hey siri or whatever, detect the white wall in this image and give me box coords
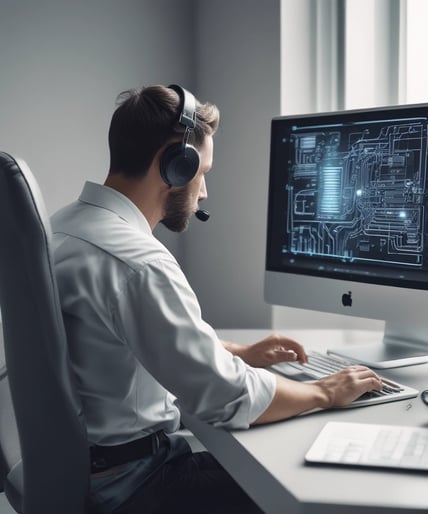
[184,0,281,328]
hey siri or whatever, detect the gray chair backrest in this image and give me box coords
[0,152,90,514]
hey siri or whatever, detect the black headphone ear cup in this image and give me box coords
[160,143,200,187]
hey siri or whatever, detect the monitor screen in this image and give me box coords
[265,103,428,368]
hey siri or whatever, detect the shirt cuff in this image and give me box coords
[244,367,277,426]
[212,365,276,429]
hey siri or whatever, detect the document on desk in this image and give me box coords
[305,421,428,471]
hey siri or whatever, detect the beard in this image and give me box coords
[161,185,194,233]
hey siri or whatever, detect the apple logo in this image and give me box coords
[342,291,352,307]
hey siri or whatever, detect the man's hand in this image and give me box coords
[222,333,308,368]
[315,365,383,408]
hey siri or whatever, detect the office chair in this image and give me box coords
[0,152,91,514]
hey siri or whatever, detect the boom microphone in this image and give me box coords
[195,209,210,222]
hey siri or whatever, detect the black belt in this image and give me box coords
[90,430,169,473]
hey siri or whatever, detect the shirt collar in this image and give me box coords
[79,181,152,234]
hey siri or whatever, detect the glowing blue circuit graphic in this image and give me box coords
[284,119,428,267]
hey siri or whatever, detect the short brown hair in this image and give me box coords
[108,85,219,177]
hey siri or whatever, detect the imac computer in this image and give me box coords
[264,103,428,369]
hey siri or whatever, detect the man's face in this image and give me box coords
[161,136,213,233]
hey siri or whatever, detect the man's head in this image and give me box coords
[108,85,219,180]
[107,84,219,232]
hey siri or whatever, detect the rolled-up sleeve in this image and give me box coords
[112,257,276,430]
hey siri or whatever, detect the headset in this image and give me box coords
[159,84,200,187]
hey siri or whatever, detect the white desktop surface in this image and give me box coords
[181,329,428,514]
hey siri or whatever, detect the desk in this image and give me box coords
[180,329,428,514]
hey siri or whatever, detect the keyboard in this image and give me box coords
[271,351,418,407]
[305,421,428,471]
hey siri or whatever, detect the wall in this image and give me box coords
[0,0,196,259]
[184,0,281,328]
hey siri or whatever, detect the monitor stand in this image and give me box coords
[327,320,428,369]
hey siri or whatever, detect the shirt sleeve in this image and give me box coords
[111,257,276,429]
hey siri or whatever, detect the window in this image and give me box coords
[281,0,426,114]
[405,0,428,104]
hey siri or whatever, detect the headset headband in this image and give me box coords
[168,84,196,131]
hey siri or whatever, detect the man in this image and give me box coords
[51,84,382,514]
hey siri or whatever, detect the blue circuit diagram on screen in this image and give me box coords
[285,119,428,267]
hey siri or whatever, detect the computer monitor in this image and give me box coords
[264,103,428,369]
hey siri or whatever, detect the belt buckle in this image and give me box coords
[91,456,108,473]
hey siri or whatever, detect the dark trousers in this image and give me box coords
[113,451,264,514]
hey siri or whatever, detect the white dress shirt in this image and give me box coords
[51,181,275,446]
